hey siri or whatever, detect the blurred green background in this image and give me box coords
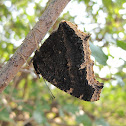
[0,0,126,125]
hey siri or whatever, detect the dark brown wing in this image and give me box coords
[33,21,103,101]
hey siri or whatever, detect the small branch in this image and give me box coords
[0,0,71,92]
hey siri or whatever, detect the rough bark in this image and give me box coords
[0,0,71,92]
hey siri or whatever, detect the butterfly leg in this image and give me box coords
[33,32,39,51]
[17,52,30,67]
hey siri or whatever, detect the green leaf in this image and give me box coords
[0,109,13,122]
[89,42,108,65]
[33,101,49,124]
[59,108,64,117]
[36,101,50,111]
[94,118,109,126]
[76,114,92,126]
[33,110,43,123]
[117,109,125,117]
[33,110,47,124]
[63,104,79,114]
[116,40,126,50]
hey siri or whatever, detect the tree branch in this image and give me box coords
[0,0,71,92]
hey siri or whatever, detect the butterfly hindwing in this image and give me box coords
[33,21,103,101]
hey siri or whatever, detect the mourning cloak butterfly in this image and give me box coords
[33,21,104,101]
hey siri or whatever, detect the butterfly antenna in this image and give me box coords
[43,79,55,100]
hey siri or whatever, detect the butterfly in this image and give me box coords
[33,21,104,101]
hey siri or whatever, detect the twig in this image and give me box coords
[0,0,71,93]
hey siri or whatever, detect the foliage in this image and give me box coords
[0,0,126,125]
